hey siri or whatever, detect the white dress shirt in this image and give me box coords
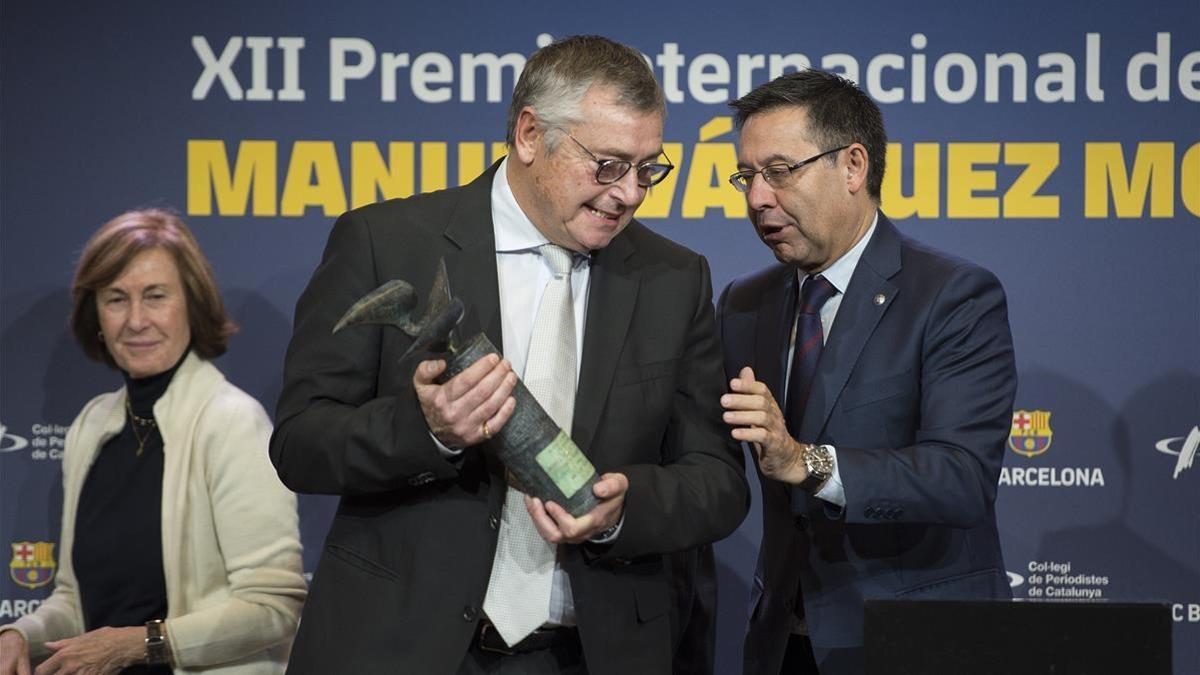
[491,160,591,378]
[782,212,879,508]
[490,158,592,625]
[432,159,629,624]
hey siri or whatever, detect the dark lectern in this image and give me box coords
[864,600,1172,674]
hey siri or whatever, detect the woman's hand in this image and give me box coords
[35,626,145,675]
[0,630,32,675]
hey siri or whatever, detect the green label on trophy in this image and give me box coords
[536,431,595,499]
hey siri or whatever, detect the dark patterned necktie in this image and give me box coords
[783,275,838,434]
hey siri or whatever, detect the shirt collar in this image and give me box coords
[491,156,551,253]
[798,210,879,293]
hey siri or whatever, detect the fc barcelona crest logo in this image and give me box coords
[10,541,56,589]
[1009,410,1053,458]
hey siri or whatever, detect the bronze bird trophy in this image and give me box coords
[332,261,600,517]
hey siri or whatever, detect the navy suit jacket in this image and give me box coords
[718,214,1015,675]
[271,162,747,675]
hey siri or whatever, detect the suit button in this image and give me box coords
[462,606,477,622]
[794,514,810,530]
[409,471,435,487]
[489,515,499,530]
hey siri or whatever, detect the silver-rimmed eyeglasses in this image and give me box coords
[728,145,850,193]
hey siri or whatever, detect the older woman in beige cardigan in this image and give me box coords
[0,210,305,674]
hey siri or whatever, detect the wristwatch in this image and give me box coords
[797,443,835,492]
[144,619,172,666]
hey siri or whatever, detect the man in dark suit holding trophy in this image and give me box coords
[271,35,747,674]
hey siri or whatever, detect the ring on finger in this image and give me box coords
[482,420,491,440]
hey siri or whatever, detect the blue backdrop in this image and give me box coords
[2,1,1197,671]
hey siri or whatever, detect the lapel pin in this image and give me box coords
[873,293,886,305]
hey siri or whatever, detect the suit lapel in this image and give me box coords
[752,266,803,509]
[800,214,903,441]
[442,162,504,353]
[573,231,638,453]
[754,266,798,399]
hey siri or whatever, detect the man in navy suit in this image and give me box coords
[718,70,1016,674]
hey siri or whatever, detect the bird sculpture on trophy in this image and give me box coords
[333,260,600,516]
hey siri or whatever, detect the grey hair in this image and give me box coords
[506,35,665,152]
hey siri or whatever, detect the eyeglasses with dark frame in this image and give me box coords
[562,131,675,188]
[727,145,850,193]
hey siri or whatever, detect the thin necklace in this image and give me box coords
[125,398,157,456]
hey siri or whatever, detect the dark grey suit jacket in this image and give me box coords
[270,162,748,674]
[719,214,1015,675]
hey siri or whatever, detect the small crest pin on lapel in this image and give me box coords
[873,293,886,305]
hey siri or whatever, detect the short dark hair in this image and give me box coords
[730,69,887,201]
[71,208,238,367]
[506,35,665,150]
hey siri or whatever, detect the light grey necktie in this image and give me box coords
[483,243,576,646]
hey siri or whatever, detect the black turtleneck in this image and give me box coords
[74,351,188,674]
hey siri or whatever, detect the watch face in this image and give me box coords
[806,444,834,478]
